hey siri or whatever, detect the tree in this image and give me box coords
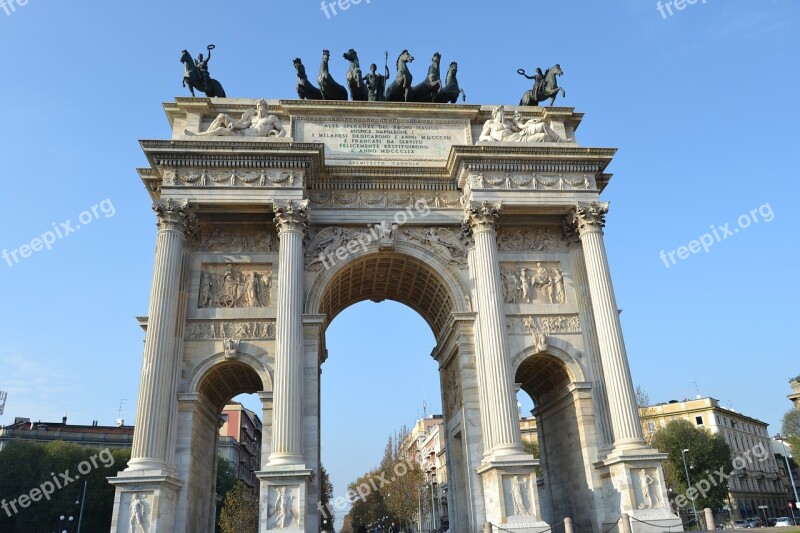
[218,481,258,533]
[781,409,800,454]
[0,440,130,532]
[650,419,733,516]
[320,464,335,529]
[215,458,239,532]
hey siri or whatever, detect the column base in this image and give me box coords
[256,467,314,533]
[595,449,683,533]
[477,458,550,533]
[108,471,183,533]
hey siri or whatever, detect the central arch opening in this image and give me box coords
[314,251,462,532]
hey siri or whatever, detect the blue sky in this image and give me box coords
[0,0,798,525]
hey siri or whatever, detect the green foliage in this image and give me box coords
[782,409,800,454]
[0,440,130,532]
[650,419,733,513]
[218,481,258,533]
[320,464,335,527]
[215,457,239,532]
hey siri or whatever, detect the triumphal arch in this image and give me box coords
[108,96,682,533]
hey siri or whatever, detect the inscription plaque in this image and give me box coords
[293,117,471,167]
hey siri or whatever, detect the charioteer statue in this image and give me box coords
[181,44,226,98]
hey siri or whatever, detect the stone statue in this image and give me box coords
[223,337,240,360]
[479,105,517,142]
[180,45,226,98]
[518,64,566,107]
[638,469,655,509]
[294,58,323,100]
[186,99,286,137]
[272,487,294,528]
[519,268,533,303]
[363,54,389,102]
[531,327,548,354]
[245,273,260,308]
[343,49,368,101]
[199,272,213,308]
[510,112,563,143]
[552,268,565,304]
[318,49,348,101]
[511,476,531,516]
[435,61,466,103]
[129,493,147,533]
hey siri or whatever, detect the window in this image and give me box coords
[695,416,704,426]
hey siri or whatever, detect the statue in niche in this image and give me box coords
[638,469,655,509]
[552,268,565,304]
[129,493,147,532]
[271,487,295,529]
[511,476,531,516]
[186,99,286,138]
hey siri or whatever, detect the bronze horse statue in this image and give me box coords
[434,61,466,103]
[343,49,368,101]
[385,50,415,102]
[518,64,566,106]
[294,58,322,100]
[181,49,226,98]
[318,49,348,101]
[410,52,442,102]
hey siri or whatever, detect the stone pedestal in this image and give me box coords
[477,459,550,533]
[256,468,314,533]
[108,473,183,533]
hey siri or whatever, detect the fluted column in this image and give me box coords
[269,200,308,466]
[565,234,614,448]
[463,202,522,457]
[568,202,645,448]
[129,199,194,472]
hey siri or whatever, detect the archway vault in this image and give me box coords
[307,247,470,339]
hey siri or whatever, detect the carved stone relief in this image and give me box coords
[497,226,568,252]
[308,190,462,209]
[185,320,276,341]
[127,492,149,533]
[164,168,302,189]
[468,173,595,191]
[402,227,467,268]
[500,262,565,304]
[506,315,581,335]
[635,468,664,510]
[269,486,298,529]
[199,263,272,308]
[504,474,535,518]
[192,225,277,253]
[443,362,462,419]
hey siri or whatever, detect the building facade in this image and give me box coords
[640,397,787,519]
[0,415,133,453]
[218,402,263,489]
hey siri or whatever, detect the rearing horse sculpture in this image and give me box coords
[385,50,415,102]
[181,49,226,98]
[318,49,348,101]
[518,64,566,107]
[294,58,322,100]
[435,61,466,103]
[343,49,368,101]
[410,52,442,103]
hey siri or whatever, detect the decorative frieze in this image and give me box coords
[506,314,581,335]
[497,226,568,252]
[184,320,276,341]
[403,227,468,268]
[308,190,462,209]
[162,168,302,188]
[468,173,596,191]
[500,262,566,304]
[192,226,277,253]
[199,263,272,308]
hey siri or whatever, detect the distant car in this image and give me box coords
[734,520,751,529]
[775,517,792,527]
[768,517,778,527]
[746,517,763,528]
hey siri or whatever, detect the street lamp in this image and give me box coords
[682,448,700,530]
[775,434,799,525]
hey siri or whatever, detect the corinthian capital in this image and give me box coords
[463,201,502,235]
[153,199,195,234]
[569,202,609,236]
[274,199,309,234]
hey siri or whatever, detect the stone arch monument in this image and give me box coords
[108,98,682,533]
